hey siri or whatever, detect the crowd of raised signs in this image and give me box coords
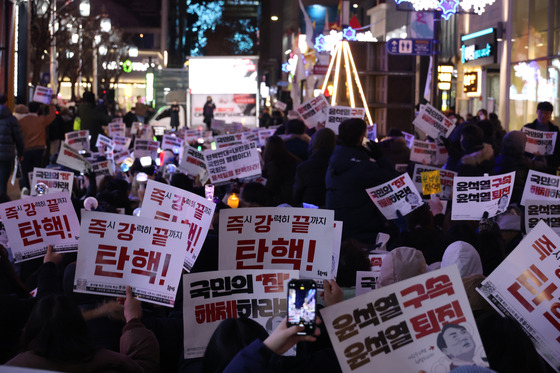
[2,96,560,373]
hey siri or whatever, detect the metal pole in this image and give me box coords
[93,39,98,97]
[431,9,441,107]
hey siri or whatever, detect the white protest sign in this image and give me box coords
[219,207,334,281]
[213,133,244,149]
[243,131,258,143]
[65,130,90,152]
[322,265,488,373]
[521,170,560,206]
[355,251,389,296]
[113,136,132,152]
[525,200,560,235]
[162,134,184,161]
[522,127,558,155]
[295,95,329,128]
[0,192,80,262]
[412,164,457,200]
[95,134,115,150]
[331,221,343,279]
[74,210,188,307]
[477,220,560,371]
[211,118,226,132]
[140,180,215,272]
[275,100,287,111]
[133,139,159,159]
[452,172,515,220]
[204,141,261,184]
[366,173,424,220]
[136,124,154,140]
[436,143,449,165]
[178,146,207,177]
[367,124,377,142]
[413,103,456,139]
[32,86,53,104]
[108,122,126,138]
[326,106,366,135]
[402,131,415,149]
[91,160,114,186]
[258,128,275,147]
[410,139,440,166]
[183,269,298,358]
[56,141,92,173]
[30,167,74,196]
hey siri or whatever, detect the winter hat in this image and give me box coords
[502,130,526,154]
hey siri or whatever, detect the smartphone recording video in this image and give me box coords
[287,279,317,335]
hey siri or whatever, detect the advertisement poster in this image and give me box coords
[74,210,188,307]
[366,173,424,220]
[0,192,80,262]
[322,265,488,373]
[477,220,560,371]
[183,269,298,358]
[140,180,215,272]
[192,94,257,127]
[218,207,334,281]
[451,172,515,220]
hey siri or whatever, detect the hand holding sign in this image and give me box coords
[124,286,142,323]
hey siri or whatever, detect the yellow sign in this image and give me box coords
[421,170,441,195]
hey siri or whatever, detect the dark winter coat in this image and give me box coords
[326,145,397,243]
[293,148,332,207]
[0,105,24,161]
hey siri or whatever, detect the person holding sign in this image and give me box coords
[6,286,159,372]
[524,101,560,172]
[326,118,397,244]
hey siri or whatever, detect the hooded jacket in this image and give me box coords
[0,105,24,161]
[441,241,483,278]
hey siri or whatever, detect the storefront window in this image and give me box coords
[510,59,559,130]
[554,0,560,54]
[511,1,529,62]
[529,0,549,59]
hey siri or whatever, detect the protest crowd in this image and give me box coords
[2,90,560,373]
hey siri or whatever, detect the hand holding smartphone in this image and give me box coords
[287,279,317,335]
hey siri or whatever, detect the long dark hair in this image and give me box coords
[20,295,99,362]
[200,318,269,373]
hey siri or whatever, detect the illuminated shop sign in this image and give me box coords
[460,27,496,65]
[464,69,481,96]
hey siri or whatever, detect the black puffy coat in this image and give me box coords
[0,105,24,161]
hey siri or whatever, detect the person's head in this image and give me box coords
[83,91,95,105]
[201,318,269,373]
[501,130,526,155]
[14,104,29,114]
[170,173,194,192]
[207,96,212,102]
[460,124,484,152]
[441,241,483,278]
[477,109,488,121]
[286,119,306,135]
[28,102,41,114]
[21,295,98,362]
[388,128,404,138]
[436,324,476,363]
[0,94,7,105]
[537,101,553,125]
[240,182,268,207]
[311,128,336,155]
[338,118,367,147]
[263,135,288,162]
[377,247,427,288]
